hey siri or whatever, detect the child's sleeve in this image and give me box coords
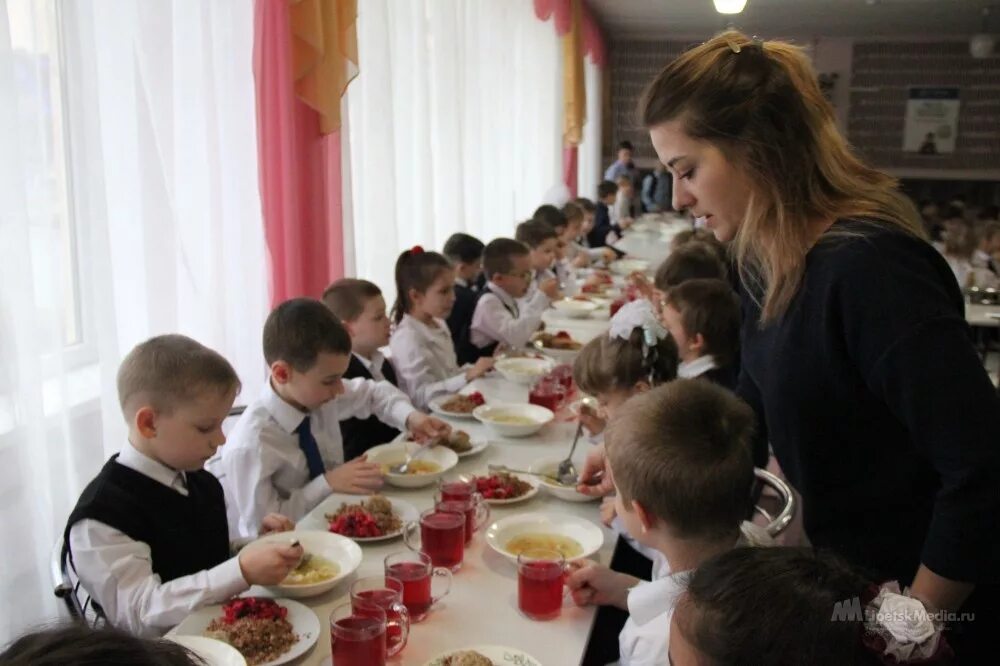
[335,377,416,430]
[475,296,544,349]
[389,327,467,410]
[68,520,248,635]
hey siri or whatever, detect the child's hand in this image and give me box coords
[599,496,617,527]
[465,356,495,381]
[238,542,303,586]
[539,277,561,300]
[259,513,295,535]
[578,405,606,437]
[407,413,452,442]
[572,253,590,269]
[600,248,618,264]
[620,217,634,229]
[324,456,384,494]
[565,560,637,610]
[576,442,614,497]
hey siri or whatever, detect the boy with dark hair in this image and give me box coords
[471,238,559,352]
[210,298,450,537]
[65,335,301,635]
[588,180,628,249]
[322,279,402,459]
[442,232,488,363]
[661,279,741,390]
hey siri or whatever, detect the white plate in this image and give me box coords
[424,645,544,666]
[529,456,600,503]
[494,357,554,385]
[298,494,419,543]
[172,598,319,666]
[460,470,540,506]
[365,440,459,488]
[166,636,246,666]
[249,530,362,598]
[473,403,554,438]
[550,298,598,319]
[485,512,605,562]
[428,393,482,420]
[609,258,651,275]
[393,431,490,459]
[531,335,582,363]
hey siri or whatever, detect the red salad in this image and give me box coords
[220,598,287,625]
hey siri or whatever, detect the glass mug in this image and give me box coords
[517,548,568,621]
[349,575,410,657]
[529,377,567,412]
[439,478,476,502]
[384,550,453,622]
[434,493,490,545]
[403,508,465,571]
[330,602,386,666]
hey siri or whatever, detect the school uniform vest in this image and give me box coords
[63,456,230,582]
[340,355,402,460]
[448,283,487,365]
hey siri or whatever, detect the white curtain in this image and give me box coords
[346,0,562,306]
[0,0,267,641]
[577,58,604,201]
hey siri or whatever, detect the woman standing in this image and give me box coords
[634,31,999,658]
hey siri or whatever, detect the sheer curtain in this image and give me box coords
[0,0,267,641]
[347,0,562,305]
[577,58,603,201]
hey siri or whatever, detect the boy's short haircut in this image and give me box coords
[618,140,634,152]
[322,278,383,323]
[533,205,567,231]
[0,623,203,666]
[604,380,755,541]
[654,242,727,290]
[574,197,596,213]
[442,232,485,264]
[561,202,584,223]
[482,238,530,278]
[263,298,352,371]
[515,219,559,249]
[117,334,240,419]
[665,279,740,367]
[597,180,619,199]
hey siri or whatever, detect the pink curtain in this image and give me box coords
[254,0,345,306]
[563,146,578,199]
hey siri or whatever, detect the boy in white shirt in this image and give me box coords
[209,298,450,538]
[64,335,302,636]
[515,218,562,301]
[470,238,560,353]
[566,380,771,666]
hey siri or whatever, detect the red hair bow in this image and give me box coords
[411,245,424,255]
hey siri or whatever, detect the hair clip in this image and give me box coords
[726,38,741,54]
[751,36,764,49]
[410,245,424,255]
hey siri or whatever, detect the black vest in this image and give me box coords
[63,456,230,583]
[340,355,401,460]
[447,283,490,365]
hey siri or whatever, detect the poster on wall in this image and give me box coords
[903,87,960,155]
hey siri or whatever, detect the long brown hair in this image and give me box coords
[639,31,925,322]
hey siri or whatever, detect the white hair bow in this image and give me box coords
[608,299,667,346]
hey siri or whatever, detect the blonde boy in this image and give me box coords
[209,298,449,538]
[64,335,301,636]
[566,380,771,666]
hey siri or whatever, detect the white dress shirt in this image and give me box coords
[207,377,415,538]
[69,443,248,637]
[354,350,389,382]
[677,355,718,379]
[389,314,468,410]
[617,524,774,665]
[470,282,549,350]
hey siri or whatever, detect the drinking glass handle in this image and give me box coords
[402,521,420,552]
[430,566,453,605]
[386,602,410,657]
[473,492,491,531]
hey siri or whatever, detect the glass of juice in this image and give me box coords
[403,508,465,571]
[517,548,567,621]
[383,550,453,623]
[330,602,386,666]
[349,576,410,657]
[434,495,490,545]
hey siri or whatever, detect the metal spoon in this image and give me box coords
[390,444,433,474]
[556,422,584,486]
[487,463,605,487]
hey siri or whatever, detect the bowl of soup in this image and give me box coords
[485,512,604,562]
[472,403,554,438]
[494,357,555,385]
[364,440,459,488]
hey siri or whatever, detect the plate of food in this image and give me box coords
[493,357,555,385]
[550,298,597,319]
[429,391,486,419]
[609,258,651,276]
[365,440,459,488]
[459,470,539,505]
[485,512,604,563]
[166,635,247,666]
[173,597,319,666]
[529,456,599,503]
[300,494,418,543]
[248,530,362,598]
[531,330,583,362]
[424,645,543,666]
[395,430,489,458]
[473,403,554,438]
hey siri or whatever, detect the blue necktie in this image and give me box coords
[295,416,325,480]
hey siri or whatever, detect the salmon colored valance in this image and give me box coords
[533,0,607,68]
[290,0,359,134]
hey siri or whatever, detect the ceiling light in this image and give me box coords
[713,0,748,14]
[970,8,994,60]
